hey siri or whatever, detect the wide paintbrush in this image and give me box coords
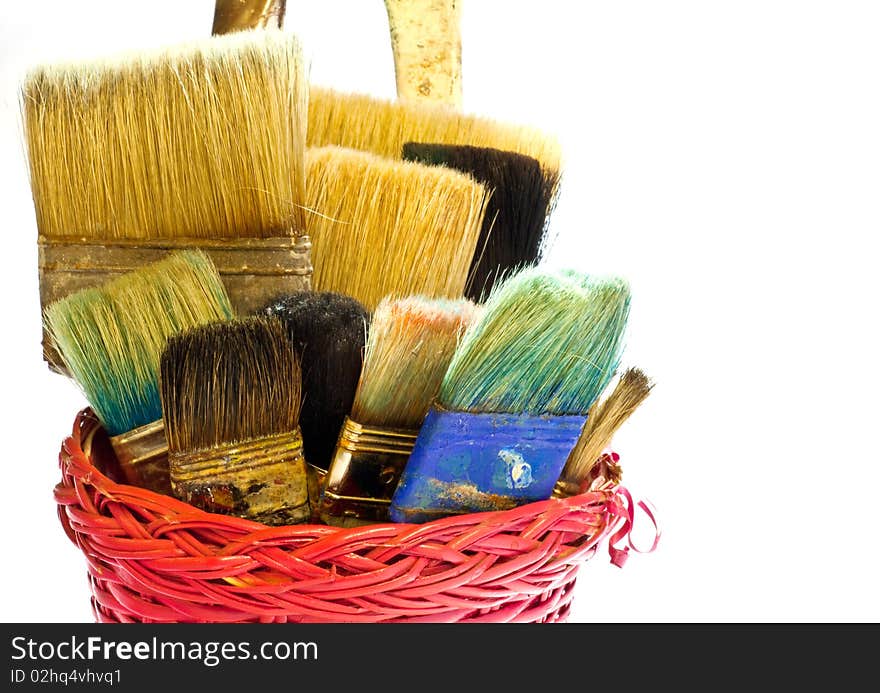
[160,317,309,524]
[43,251,234,493]
[306,146,489,310]
[403,143,559,299]
[307,87,561,194]
[320,296,478,526]
[23,29,310,367]
[261,291,370,506]
[390,268,631,523]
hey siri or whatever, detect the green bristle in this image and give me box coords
[43,251,235,436]
[439,268,630,415]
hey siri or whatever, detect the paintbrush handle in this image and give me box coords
[384,0,462,107]
[212,0,286,34]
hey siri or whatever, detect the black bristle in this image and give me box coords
[160,317,301,453]
[260,292,370,471]
[402,143,559,300]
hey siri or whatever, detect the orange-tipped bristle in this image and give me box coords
[350,296,480,430]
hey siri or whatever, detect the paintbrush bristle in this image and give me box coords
[160,317,301,453]
[308,87,562,187]
[261,292,370,470]
[403,143,560,300]
[44,251,234,436]
[306,146,489,309]
[351,296,479,429]
[439,268,631,415]
[22,29,307,241]
[560,368,653,488]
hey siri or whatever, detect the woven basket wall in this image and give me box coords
[55,409,650,623]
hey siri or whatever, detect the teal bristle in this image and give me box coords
[439,268,631,415]
[43,251,235,436]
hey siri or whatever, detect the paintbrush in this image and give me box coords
[212,0,286,34]
[261,291,370,505]
[389,268,631,523]
[160,317,309,524]
[43,250,235,494]
[307,87,562,193]
[553,368,653,497]
[305,146,489,310]
[403,143,560,300]
[320,296,479,526]
[22,28,310,368]
[383,0,462,107]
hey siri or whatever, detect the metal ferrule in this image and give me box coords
[318,418,418,526]
[108,419,171,495]
[169,428,310,525]
[552,479,581,499]
[38,234,312,370]
[553,454,622,497]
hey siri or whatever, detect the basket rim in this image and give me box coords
[56,407,624,538]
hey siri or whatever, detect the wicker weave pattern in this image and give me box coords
[55,410,635,623]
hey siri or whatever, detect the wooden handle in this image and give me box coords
[384,0,462,107]
[212,0,286,34]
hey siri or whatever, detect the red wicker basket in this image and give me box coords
[54,409,658,623]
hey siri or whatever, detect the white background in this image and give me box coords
[1,0,878,623]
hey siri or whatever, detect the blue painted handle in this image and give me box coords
[389,408,587,523]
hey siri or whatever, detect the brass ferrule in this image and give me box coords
[108,419,171,495]
[319,418,418,526]
[552,479,581,499]
[38,235,312,370]
[170,428,310,525]
[553,454,623,498]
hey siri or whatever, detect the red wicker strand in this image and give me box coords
[55,409,644,623]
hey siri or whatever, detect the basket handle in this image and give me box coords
[211,0,286,34]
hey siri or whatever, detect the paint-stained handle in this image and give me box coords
[384,0,462,107]
[212,0,286,34]
[169,429,310,525]
[389,409,587,523]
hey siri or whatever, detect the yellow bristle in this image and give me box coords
[305,146,490,309]
[307,87,562,184]
[22,29,307,241]
[559,368,654,490]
